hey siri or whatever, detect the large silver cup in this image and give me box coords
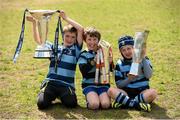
[129,30,149,76]
[28,10,58,58]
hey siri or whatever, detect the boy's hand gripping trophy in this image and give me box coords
[129,30,149,76]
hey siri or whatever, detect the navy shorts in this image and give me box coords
[83,86,109,96]
[122,86,149,98]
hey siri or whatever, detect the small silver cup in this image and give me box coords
[95,40,112,84]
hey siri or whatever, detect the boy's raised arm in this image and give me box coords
[26,16,42,45]
[59,10,84,46]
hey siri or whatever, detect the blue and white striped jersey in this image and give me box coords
[115,57,153,89]
[78,50,110,89]
[44,41,82,89]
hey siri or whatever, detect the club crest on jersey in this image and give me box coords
[64,49,73,55]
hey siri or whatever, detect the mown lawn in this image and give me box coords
[0,0,179,119]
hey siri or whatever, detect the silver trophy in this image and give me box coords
[129,30,149,76]
[95,40,112,84]
[28,10,59,58]
[13,9,62,63]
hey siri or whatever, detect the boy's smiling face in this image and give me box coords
[120,45,133,59]
[63,31,77,47]
[85,35,99,51]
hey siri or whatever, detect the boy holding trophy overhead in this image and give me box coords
[78,27,114,110]
[27,10,83,109]
[107,33,157,112]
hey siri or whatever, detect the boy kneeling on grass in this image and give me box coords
[108,35,157,112]
[27,10,84,109]
[78,27,113,110]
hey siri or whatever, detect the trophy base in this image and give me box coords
[34,45,52,58]
[129,63,139,76]
[34,50,52,58]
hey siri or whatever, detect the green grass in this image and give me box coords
[0,0,180,119]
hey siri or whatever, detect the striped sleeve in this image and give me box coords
[141,57,153,79]
[115,60,131,88]
[78,51,94,78]
[78,52,88,64]
[75,43,83,59]
[115,64,124,82]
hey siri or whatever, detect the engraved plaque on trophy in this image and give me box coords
[129,30,149,76]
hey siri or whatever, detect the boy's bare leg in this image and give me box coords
[141,88,157,103]
[107,87,128,99]
[99,92,111,109]
[86,92,100,109]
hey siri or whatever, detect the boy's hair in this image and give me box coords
[84,27,101,41]
[118,35,134,49]
[63,24,77,34]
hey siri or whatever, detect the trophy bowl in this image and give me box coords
[13,9,61,63]
[28,10,59,58]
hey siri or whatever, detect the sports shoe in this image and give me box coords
[112,101,122,108]
[138,103,151,112]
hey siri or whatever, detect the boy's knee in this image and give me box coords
[37,97,50,109]
[101,101,110,109]
[37,92,51,109]
[61,95,77,108]
[149,89,157,99]
[107,87,115,96]
[88,101,100,110]
[144,89,157,103]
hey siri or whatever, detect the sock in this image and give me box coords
[134,94,145,103]
[115,92,138,108]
